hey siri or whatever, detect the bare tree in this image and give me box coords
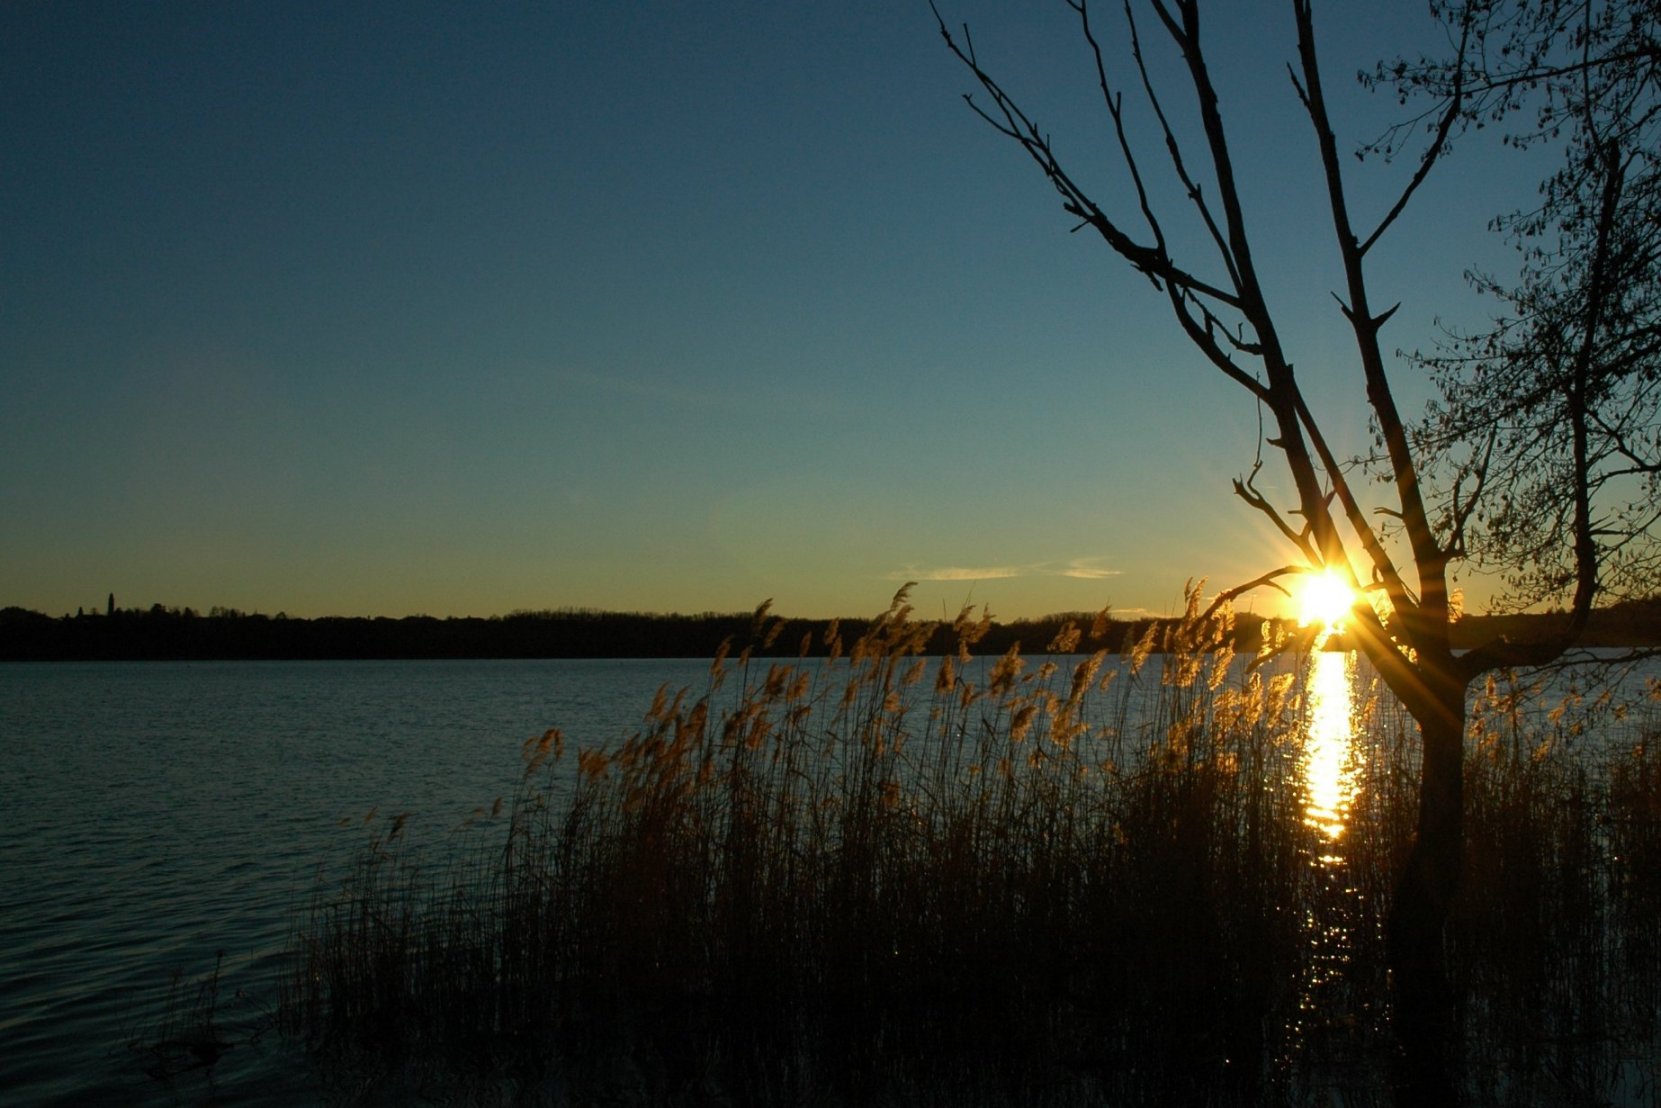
[1377,0,1661,630]
[932,0,1657,1101]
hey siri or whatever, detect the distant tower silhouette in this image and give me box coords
[107,592,115,617]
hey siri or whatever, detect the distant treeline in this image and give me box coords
[1444,599,1661,650]
[1,598,1655,662]
[0,602,1259,662]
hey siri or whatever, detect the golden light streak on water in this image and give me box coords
[1302,650,1359,861]
[1282,649,1370,1074]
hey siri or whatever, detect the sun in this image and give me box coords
[1297,568,1359,632]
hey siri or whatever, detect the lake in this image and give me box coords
[0,652,1648,1105]
[0,658,729,1106]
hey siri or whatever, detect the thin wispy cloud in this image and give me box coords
[1059,557,1122,580]
[885,559,1123,583]
[886,564,1026,582]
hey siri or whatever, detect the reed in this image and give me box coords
[282,588,1661,1106]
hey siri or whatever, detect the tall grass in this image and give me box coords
[282,588,1661,1106]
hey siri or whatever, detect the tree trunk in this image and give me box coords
[1387,678,1466,1106]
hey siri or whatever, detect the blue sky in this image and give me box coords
[3,2,1546,620]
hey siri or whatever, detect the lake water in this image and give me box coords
[0,658,726,1106]
[0,653,1648,1105]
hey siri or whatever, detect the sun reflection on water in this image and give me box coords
[1281,649,1372,1079]
[1302,650,1359,857]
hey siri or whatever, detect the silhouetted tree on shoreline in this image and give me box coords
[932,0,1659,1100]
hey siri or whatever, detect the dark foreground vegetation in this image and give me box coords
[3,596,1658,661]
[279,593,1661,1106]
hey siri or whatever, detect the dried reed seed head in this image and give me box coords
[1048,619,1082,653]
[1069,651,1106,704]
[577,748,611,780]
[675,700,710,745]
[1010,704,1038,744]
[1267,672,1296,725]
[989,642,1025,695]
[1207,645,1234,690]
[762,617,785,649]
[1182,577,1206,619]
[950,601,983,640]
[1050,712,1084,751]
[1166,652,1202,689]
[1128,623,1158,676]
[521,727,566,772]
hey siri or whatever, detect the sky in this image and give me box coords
[2,2,1553,622]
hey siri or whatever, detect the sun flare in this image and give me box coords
[1297,569,1359,632]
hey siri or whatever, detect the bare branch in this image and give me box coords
[1293,0,1449,639]
[933,4,1244,308]
[1199,563,1299,624]
[1357,18,1471,257]
[1111,0,1242,288]
[1232,460,1316,561]
[1168,287,1273,399]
